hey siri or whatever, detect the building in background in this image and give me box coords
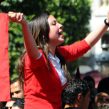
[80,0,109,77]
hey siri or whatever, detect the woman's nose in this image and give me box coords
[59,23,63,30]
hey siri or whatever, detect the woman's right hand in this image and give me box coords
[8,12,26,24]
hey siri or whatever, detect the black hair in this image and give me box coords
[11,77,20,84]
[13,98,24,108]
[97,77,109,95]
[62,79,89,105]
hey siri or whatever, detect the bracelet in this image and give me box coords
[104,19,109,27]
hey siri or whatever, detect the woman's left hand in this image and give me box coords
[8,12,26,24]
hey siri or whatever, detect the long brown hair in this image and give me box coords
[17,12,71,83]
[18,13,50,83]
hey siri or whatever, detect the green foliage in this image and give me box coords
[0,0,91,78]
[46,0,91,44]
[9,22,24,79]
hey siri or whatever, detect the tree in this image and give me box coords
[0,0,91,78]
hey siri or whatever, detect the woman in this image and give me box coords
[8,11,109,109]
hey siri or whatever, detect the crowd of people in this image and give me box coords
[1,71,109,109]
[62,69,109,109]
[1,9,109,109]
[0,78,24,109]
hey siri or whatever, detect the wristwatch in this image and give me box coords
[104,19,109,27]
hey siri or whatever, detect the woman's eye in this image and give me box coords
[52,21,56,25]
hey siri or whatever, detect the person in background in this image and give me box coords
[96,77,109,109]
[83,76,96,109]
[12,98,24,109]
[62,79,90,109]
[95,92,109,109]
[11,78,24,99]
[97,77,109,95]
[5,98,24,109]
[8,10,109,109]
[5,98,16,109]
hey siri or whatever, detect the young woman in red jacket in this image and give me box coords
[8,11,109,109]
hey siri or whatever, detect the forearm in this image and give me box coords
[84,22,108,47]
[8,11,40,58]
[21,21,40,58]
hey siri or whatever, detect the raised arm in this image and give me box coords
[84,11,109,47]
[8,12,40,58]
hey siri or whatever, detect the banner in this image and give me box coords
[0,13,10,101]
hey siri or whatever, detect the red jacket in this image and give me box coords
[24,40,90,109]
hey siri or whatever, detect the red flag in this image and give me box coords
[0,13,10,101]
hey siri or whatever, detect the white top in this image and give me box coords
[48,53,67,86]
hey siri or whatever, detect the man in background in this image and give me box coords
[11,78,24,98]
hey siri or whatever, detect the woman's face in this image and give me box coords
[48,15,64,46]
